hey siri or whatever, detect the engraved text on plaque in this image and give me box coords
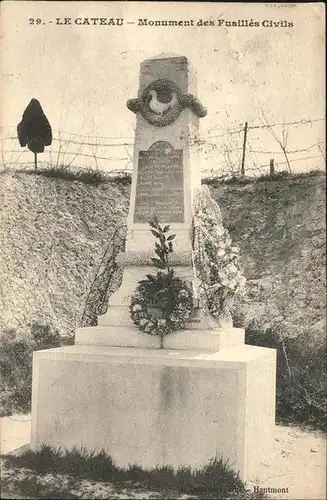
[134,141,184,223]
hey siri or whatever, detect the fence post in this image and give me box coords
[270,158,275,175]
[241,121,248,177]
[318,145,326,163]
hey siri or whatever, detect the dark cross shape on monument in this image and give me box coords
[17,98,52,170]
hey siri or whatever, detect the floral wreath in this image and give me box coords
[129,218,193,338]
[193,186,246,320]
[130,277,193,336]
[126,78,207,127]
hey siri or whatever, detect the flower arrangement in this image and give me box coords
[193,186,246,321]
[130,217,193,344]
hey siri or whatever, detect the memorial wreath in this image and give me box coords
[193,186,246,320]
[126,78,207,127]
[130,218,193,337]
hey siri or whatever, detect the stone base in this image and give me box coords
[31,344,276,480]
[75,325,245,351]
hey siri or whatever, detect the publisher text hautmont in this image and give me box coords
[254,486,289,494]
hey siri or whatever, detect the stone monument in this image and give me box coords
[31,54,276,480]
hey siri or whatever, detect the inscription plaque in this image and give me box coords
[134,141,184,223]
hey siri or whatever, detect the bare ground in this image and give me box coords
[1,414,326,500]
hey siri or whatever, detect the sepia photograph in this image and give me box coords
[0,1,325,499]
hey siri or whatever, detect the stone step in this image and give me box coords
[75,325,245,351]
[98,305,233,330]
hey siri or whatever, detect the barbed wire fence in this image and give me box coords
[0,116,325,179]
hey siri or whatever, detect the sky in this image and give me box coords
[1,1,325,175]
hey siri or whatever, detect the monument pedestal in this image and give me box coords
[31,342,276,480]
[31,53,276,482]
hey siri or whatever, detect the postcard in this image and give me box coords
[0,2,325,499]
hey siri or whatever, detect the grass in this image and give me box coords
[202,168,325,187]
[0,165,132,186]
[1,445,266,499]
[245,326,327,431]
[0,323,74,417]
[3,164,323,189]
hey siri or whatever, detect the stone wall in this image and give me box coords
[212,172,326,344]
[0,171,127,338]
[0,170,325,343]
